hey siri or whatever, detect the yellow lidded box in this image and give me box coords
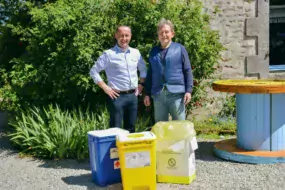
[116,132,156,190]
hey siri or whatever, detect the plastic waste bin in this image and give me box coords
[151,120,198,184]
[116,131,157,190]
[87,128,129,187]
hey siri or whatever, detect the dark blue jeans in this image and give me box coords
[107,93,138,132]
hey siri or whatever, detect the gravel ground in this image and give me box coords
[1,130,285,190]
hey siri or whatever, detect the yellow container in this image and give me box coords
[116,132,157,190]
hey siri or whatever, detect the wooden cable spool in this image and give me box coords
[212,80,285,93]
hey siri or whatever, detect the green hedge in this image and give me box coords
[0,0,223,113]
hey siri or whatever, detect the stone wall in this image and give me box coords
[191,0,271,119]
[202,0,270,79]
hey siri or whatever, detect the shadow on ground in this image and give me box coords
[196,140,254,165]
[61,173,100,190]
[0,131,19,159]
[37,158,91,170]
[0,114,16,153]
[61,174,122,190]
[0,128,16,151]
[195,141,226,162]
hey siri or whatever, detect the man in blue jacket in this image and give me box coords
[144,18,193,122]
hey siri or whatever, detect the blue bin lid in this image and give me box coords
[88,127,129,138]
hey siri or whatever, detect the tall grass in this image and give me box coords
[135,116,153,132]
[9,105,109,160]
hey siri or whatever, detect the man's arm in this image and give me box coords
[181,46,193,105]
[144,63,152,96]
[89,53,119,99]
[181,46,193,93]
[143,61,152,106]
[89,53,108,83]
[138,54,147,81]
[137,54,147,94]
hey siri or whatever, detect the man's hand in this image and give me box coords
[144,95,151,106]
[135,84,144,96]
[184,92,191,105]
[103,85,120,99]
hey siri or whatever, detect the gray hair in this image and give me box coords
[157,18,175,33]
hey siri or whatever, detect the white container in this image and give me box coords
[151,120,198,184]
[156,137,198,184]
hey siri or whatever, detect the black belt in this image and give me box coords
[118,89,135,94]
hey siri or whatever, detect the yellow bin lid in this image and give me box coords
[116,131,156,143]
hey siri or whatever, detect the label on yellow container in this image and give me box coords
[157,150,195,176]
[125,151,151,168]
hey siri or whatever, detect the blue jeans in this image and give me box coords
[152,89,185,122]
[107,93,137,132]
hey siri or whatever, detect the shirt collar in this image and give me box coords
[115,44,130,53]
[161,41,172,49]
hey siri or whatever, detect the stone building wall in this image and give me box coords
[191,0,271,119]
[202,0,270,79]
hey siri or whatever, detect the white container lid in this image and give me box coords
[116,131,156,142]
[88,127,129,137]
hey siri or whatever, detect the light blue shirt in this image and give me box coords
[90,45,147,91]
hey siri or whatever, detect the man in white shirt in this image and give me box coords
[90,26,147,132]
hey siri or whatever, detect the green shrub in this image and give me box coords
[1,0,223,114]
[218,94,236,118]
[8,104,109,159]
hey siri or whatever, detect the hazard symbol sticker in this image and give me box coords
[114,160,120,169]
[168,158,176,167]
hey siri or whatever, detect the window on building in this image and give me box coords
[270,1,285,71]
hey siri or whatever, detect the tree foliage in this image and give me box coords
[0,0,223,113]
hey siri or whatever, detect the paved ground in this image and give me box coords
[1,129,285,190]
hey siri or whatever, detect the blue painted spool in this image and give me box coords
[236,93,285,151]
[213,139,285,164]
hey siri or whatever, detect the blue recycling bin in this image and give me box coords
[87,128,129,187]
